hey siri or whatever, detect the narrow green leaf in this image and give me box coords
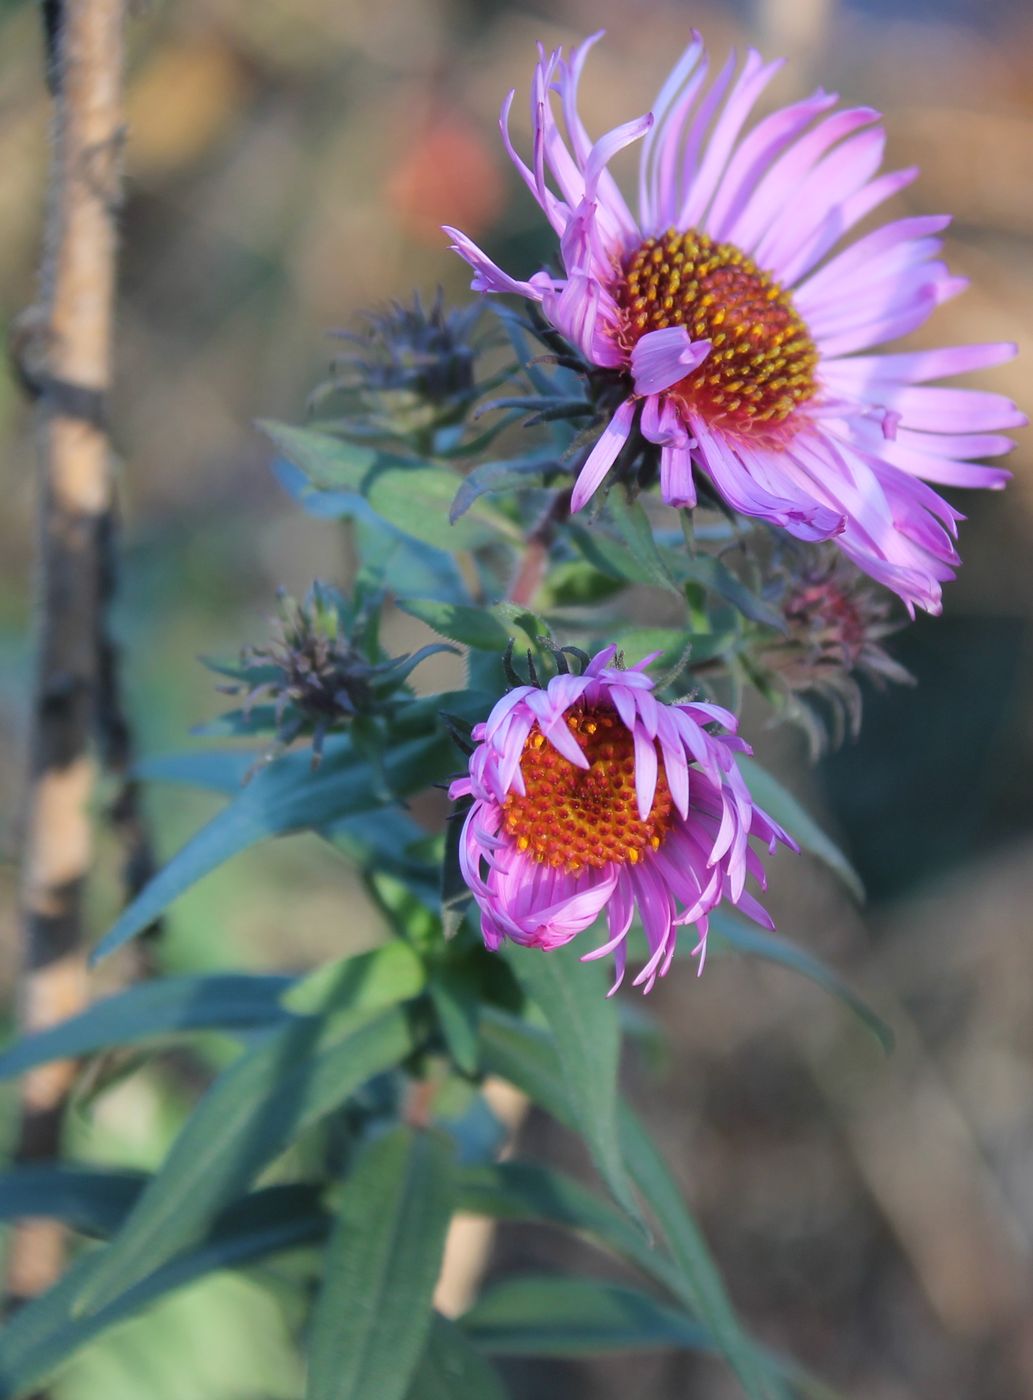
[488,601,549,648]
[619,1100,788,1400]
[495,307,561,398]
[261,423,518,550]
[0,975,292,1080]
[449,456,551,524]
[405,1316,508,1400]
[367,464,521,550]
[397,599,510,652]
[281,941,426,1018]
[566,520,656,587]
[709,910,892,1052]
[348,507,468,603]
[503,944,640,1229]
[615,624,739,672]
[478,1010,782,1400]
[74,1006,414,1317]
[0,1188,328,1400]
[682,554,786,630]
[606,494,682,596]
[271,454,368,521]
[307,1127,456,1400]
[402,689,499,733]
[428,969,480,1076]
[0,1166,148,1238]
[462,1276,713,1356]
[92,729,453,964]
[737,755,864,902]
[136,749,255,795]
[260,421,378,487]
[382,642,460,687]
[190,704,280,739]
[328,808,437,887]
[456,1161,681,1298]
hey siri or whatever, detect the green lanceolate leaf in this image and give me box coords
[397,598,511,652]
[91,728,453,964]
[428,967,480,1076]
[0,974,293,1080]
[462,1276,713,1357]
[566,520,658,587]
[737,755,864,902]
[488,602,549,652]
[405,1315,508,1400]
[260,422,518,550]
[606,493,682,596]
[618,1099,790,1400]
[449,455,552,524]
[478,1009,783,1400]
[456,1161,681,1299]
[709,910,893,1053]
[502,943,640,1230]
[0,1189,328,1400]
[281,941,426,1018]
[260,422,379,488]
[138,749,258,793]
[612,626,739,677]
[0,1166,149,1239]
[306,1127,456,1400]
[364,462,521,549]
[73,1005,414,1318]
[191,704,281,739]
[682,553,787,631]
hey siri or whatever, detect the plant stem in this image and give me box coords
[507,489,570,607]
[7,0,126,1310]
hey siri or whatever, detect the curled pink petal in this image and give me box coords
[631,326,712,395]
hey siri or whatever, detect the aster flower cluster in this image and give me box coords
[447,30,1023,616]
[430,27,1023,984]
[246,27,1020,999]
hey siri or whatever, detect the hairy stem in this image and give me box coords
[507,488,571,607]
[7,0,126,1311]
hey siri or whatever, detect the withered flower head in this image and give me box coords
[758,546,913,754]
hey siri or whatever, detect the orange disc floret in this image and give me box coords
[616,228,818,434]
[502,704,674,872]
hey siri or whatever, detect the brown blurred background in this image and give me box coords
[1,0,1031,1396]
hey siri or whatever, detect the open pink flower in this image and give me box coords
[445,33,1023,615]
[449,647,795,994]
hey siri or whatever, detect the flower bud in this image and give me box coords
[219,584,416,766]
[313,292,488,448]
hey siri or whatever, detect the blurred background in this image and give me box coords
[0,0,1030,1395]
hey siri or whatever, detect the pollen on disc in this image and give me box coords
[502,705,675,872]
[616,227,818,435]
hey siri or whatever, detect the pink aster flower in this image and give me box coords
[448,647,795,994]
[444,33,1024,615]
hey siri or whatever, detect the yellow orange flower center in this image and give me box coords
[616,228,818,434]
[502,704,674,872]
